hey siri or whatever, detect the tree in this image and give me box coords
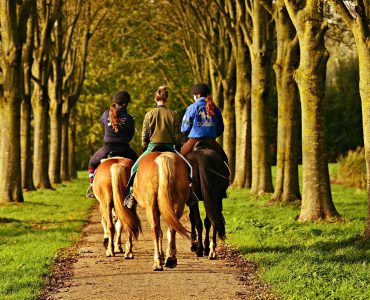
[32,0,62,189]
[329,0,370,237]
[215,0,252,188]
[0,0,34,203]
[246,0,275,196]
[21,0,36,191]
[284,0,340,221]
[259,0,301,203]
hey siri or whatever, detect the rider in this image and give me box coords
[181,83,228,163]
[86,90,138,198]
[124,86,182,208]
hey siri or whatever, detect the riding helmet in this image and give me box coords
[112,90,131,104]
[191,83,210,96]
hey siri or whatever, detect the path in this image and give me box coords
[44,204,276,300]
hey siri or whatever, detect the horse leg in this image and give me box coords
[204,216,211,256]
[189,209,197,252]
[159,228,165,265]
[165,227,177,268]
[189,202,203,257]
[101,203,115,257]
[147,207,163,271]
[114,218,124,254]
[124,234,134,259]
[100,205,109,249]
[209,226,217,260]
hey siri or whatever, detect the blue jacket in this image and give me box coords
[101,107,135,144]
[181,97,224,138]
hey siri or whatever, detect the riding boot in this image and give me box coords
[124,187,137,209]
[86,168,96,198]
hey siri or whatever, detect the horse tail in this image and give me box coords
[155,154,190,239]
[198,151,226,240]
[111,163,141,240]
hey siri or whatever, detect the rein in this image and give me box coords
[205,167,230,181]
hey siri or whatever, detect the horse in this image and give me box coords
[186,145,230,259]
[93,157,141,258]
[132,151,190,271]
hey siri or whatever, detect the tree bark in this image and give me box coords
[21,6,36,191]
[250,0,274,195]
[285,0,339,221]
[69,109,78,179]
[32,86,52,189]
[221,55,236,181]
[61,110,71,181]
[270,0,301,203]
[48,10,63,184]
[0,0,32,203]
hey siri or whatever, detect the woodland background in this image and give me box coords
[0,0,369,238]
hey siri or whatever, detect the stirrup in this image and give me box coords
[86,185,95,198]
[124,194,136,209]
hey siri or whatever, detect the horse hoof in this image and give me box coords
[103,238,109,249]
[196,250,203,257]
[153,264,163,271]
[190,244,197,252]
[204,249,210,256]
[114,245,124,253]
[165,257,177,269]
[209,255,217,260]
[105,251,114,257]
[124,252,134,259]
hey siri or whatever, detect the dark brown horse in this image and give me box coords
[186,147,230,259]
[93,157,141,258]
[132,152,190,271]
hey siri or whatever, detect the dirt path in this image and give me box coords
[44,204,276,300]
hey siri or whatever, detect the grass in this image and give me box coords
[0,166,369,299]
[222,165,370,299]
[0,173,95,300]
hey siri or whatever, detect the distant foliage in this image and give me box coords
[336,147,367,189]
[325,56,363,161]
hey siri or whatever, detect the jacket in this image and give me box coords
[101,107,135,144]
[181,97,224,138]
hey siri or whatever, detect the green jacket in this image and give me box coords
[141,105,181,149]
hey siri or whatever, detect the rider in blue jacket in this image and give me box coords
[181,83,228,163]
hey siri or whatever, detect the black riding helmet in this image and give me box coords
[191,83,210,96]
[112,90,131,105]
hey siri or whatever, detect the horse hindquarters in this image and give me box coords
[110,163,142,258]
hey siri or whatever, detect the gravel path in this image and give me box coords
[43,204,276,300]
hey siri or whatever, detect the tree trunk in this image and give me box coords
[222,56,236,180]
[288,0,339,221]
[49,101,63,184]
[0,1,28,203]
[233,44,252,188]
[32,86,52,189]
[69,109,78,179]
[61,110,71,181]
[21,8,36,191]
[21,98,35,191]
[355,32,370,238]
[270,0,301,203]
[250,1,274,195]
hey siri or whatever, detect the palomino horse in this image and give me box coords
[133,151,190,271]
[186,146,230,259]
[93,157,141,258]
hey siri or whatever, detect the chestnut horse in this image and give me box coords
[93,157,141,258]
[186,147,230,259]
[132,151,190,271]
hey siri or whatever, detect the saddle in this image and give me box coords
[193,140,213,151]
[150,144,173,152]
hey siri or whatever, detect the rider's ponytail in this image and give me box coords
[205,96,216,117]
[109,103,120,132]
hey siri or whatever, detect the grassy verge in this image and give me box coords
[223,166,370,299]
[0,173,94,300]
